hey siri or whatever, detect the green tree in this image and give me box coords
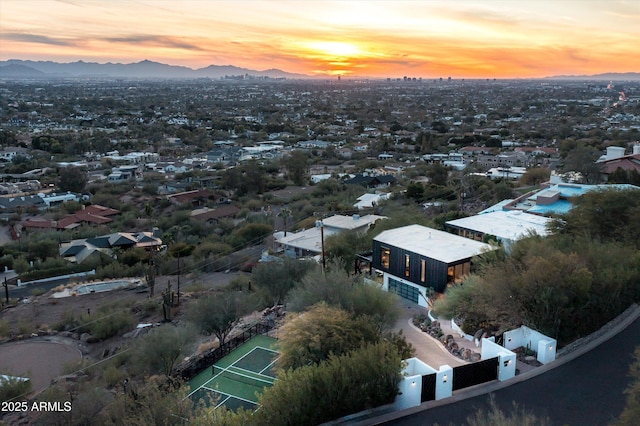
[255,341,402,426]
[12,256,29,274]
[58,166,88,193]
[284,150,308,185]
[252,258,314,306]
[287,265,401,332]
[133,324,196,376]
[427,162,449,186]
[561,145,603,184]
[324,230,370,274]
[550,188,640,248]
[613,346,640,426]
[406,182,425,201]
[188,291,249,346]
[519,167,551,186]
[276,303,379,371]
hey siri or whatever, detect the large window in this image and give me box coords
[381,247,390,269]
[404,254,410,277]
[448,261,471,283]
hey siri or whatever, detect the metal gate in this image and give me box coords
[420,373,436,402]
[452,357,499,391]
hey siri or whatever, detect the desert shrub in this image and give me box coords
[0,254,13,270]
[0,319,10,338]
[56,303,135,340]
[102,364,126,388]
[29,287,46,297]
[83,309,135,341]
[53,309,76,332]
[0,375,32,402]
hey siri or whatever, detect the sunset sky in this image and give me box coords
[1,0,638,78]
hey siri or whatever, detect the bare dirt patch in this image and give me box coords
[0,340,82,390]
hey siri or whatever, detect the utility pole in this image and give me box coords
[3,277,8,303]
[176,257,181,306]
[316,220,326,273]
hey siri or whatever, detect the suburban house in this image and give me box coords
[344,173,396,189]
[59,231,163,263]
[107,165,139,182]
[445,210,552,251]
[0,195,45,212]
[486,166,527,180]
[22,204,121,231]
[371,225,495,306]
[597,145,640,181]
[166,189,216,206]
[190,205,240,224]
[40,192,81,208]
[353,192,392,209]
[274,214,386,259]
[206,146,243,165]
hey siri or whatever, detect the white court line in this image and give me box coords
[259,358,279,376]
[228,364,276,382]
[202,386,260,406]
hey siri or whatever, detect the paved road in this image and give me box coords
[381,315,640,426]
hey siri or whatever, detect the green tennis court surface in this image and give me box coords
[187,334,278,411]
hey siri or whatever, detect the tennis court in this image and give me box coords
[187,334,279,411]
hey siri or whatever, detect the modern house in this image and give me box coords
[371,225,495,306]
[445,210,552,251]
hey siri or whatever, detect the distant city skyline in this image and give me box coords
[1,0,638,79]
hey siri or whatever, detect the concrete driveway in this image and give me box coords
[393,298,466,368]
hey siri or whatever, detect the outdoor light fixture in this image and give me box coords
[443,374,448,383]
[411,381,416,386]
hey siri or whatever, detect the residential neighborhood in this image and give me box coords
[0,75,639,425]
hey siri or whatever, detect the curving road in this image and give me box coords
[379,313,640,426]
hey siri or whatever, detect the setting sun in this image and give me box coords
[0,0,638,78]
[307,41,362,58]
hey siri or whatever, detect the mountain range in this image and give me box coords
[0,59,638,81]
[0,59,311,80]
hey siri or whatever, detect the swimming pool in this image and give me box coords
[52,279,140,298]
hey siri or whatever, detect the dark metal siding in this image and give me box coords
[372,240,449,292]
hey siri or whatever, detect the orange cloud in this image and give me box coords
[1,1,638,78]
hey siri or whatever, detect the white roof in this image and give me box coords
[354,193,391,209]
[374,225,495,264]
[321,214,386,231]
[275,227,339,253]
[446,210,551,241]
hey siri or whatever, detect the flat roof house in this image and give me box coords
[275,214,386,259]
[371,225,495,306]
[445,210,551,251]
